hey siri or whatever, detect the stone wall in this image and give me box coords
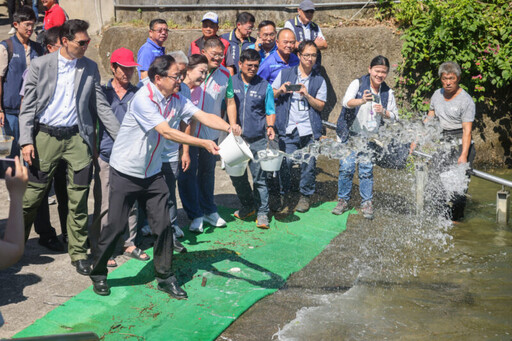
[113,0,373,26]
[98,25,511,167]
[60,0,115,34]
[98,26,403,123]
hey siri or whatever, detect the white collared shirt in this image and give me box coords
[342,79,398,134]
[38,52,78,127]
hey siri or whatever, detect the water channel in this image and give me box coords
[275,169,512,340]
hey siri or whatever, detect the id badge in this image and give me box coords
[367,119,378,130]
[298,99,309,111]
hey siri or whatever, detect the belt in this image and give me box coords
[38,124,79,139]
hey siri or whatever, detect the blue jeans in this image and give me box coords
[177,143,217,219]
[4,113,19,158]
[162,161,179,226]
[280,129,316,196]
[229,137,269,215]
[337,150,373,202]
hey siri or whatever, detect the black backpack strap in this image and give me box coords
[1,38,14,63]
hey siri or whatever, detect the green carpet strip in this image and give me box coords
[15,203,350,340]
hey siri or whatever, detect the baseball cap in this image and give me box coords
[202,12,219,24]
[299,0,315,11]
[110,47,140,67]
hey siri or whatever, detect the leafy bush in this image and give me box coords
[379,0,511,116]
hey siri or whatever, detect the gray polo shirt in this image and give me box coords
[430,88,475,131]
[110,82,198,179]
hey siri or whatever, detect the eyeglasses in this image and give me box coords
[301,53,318,59]
[205,51,224,59]
[19,22,35,29]
[73,39,91,47]
[303,10,315,14]
[151,28,169,34]
[260,33,276,38]
[164,74,184,82]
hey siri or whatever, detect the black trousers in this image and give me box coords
[90,167,174,283]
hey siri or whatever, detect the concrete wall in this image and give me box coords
[98,26,402,124]
[98,25,512,167]
[60,0,115,34]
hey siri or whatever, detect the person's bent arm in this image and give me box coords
[154,121,220,155]
[458,121,472,164]
[180,120,196,172]
[0,157,28,270]
[225,96,241,134]
[314,36,328,50]
[266,114,276,140]
[424,110,436,124]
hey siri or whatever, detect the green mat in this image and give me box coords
[15,202,350,340]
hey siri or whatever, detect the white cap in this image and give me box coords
[202,12,219,24]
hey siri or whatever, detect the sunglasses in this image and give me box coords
[73,39,91,47]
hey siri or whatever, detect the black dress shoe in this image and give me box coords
[92,280,110,296]
[71,259,91,276]
[39,236,66,252]
[173,235,187,254]
[157,278,188,299]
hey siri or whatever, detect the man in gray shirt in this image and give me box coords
[425,61,476,221]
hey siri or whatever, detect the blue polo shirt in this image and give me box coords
[137,38,165,79]
[245,43,277,64]
[257,50,299,85]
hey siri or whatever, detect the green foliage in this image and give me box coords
[380,0,512,116]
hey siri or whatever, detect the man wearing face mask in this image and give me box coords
[222,12,256,75]
[19,20,120,276]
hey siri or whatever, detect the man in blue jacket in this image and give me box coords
[230,49,276,229]
[0,6,43,158]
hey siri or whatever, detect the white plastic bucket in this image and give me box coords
[257,149,284,172]
[225,160,248,177]
[0,135,13,157]
[219,132,253,166]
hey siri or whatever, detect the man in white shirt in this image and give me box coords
[90,55,234,298]
[19,20,120,276]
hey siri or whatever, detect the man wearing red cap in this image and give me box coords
[91,48,145,267]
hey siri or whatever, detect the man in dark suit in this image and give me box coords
[19,19,120,275]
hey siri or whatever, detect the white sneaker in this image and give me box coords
[203,212,227,227]
[189,217,204,233]
[141,225,152,236]
[8,27,16,35]
[173,224,184,238]
[48,195,57,205]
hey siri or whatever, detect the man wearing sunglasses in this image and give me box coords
[19,19,120,277]
[284,0,328,65]
[137,18,168,81]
